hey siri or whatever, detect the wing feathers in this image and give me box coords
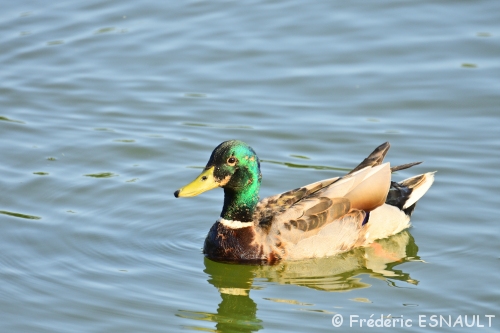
[348,142,390,175]
[261,177,339,208]
[344,163,391,211]
[288,197,351,232]
[247,142,434,261]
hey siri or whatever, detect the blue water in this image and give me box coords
[1,1,499,332]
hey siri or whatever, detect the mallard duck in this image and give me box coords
[174,140,435,263]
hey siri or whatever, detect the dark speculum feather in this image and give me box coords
[362,211,370,225]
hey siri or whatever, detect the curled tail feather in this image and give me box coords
[386,172,436,216]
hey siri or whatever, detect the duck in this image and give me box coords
[174,140,435,264]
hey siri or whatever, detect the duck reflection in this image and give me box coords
[180,231,421,332]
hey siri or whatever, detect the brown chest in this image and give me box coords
[203,221,266,262]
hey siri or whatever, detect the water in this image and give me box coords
[1,1,499,332]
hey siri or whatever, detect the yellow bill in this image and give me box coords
[174,167,219,198]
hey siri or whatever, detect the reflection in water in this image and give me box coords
[260,158,350,171]
[177,261,263,332]
[178,231,421,332]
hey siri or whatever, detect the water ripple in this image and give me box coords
[0,210,41,220]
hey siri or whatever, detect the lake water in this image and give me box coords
[1,1,499,332]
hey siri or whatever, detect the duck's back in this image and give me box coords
[252,164,392,260]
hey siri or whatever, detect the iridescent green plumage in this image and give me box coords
[206,140,262,222]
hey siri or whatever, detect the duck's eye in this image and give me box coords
[227,157,237,166]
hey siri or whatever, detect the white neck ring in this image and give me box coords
[218,217,253,229]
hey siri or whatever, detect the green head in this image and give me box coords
[174,140,262,222]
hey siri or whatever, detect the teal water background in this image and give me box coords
[1,1,499,332]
